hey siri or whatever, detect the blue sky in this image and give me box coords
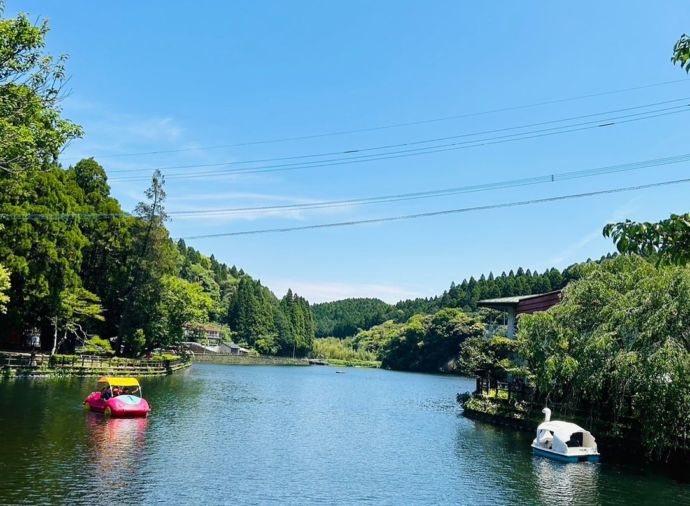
[9,1,690,303]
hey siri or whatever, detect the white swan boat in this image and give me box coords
[531,408,600,463]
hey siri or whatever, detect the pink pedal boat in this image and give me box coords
[84,376,151,418]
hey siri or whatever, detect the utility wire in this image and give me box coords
[5,154,689,222]
[168,153,690,217]
[107,97,690,175]
[111,106,690,182]
[77,78,688,160]
[182,177,690,239]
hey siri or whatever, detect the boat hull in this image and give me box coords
[532,446,599,463]
[84,392,150,418]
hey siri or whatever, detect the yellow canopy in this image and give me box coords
[97,376,140,387]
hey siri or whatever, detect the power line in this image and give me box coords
[5,154,689,222]
[107,97,690,175]
[168,153,690,217]
[111,106,690,182]
[182,177,690,239]
[75,78,688,160]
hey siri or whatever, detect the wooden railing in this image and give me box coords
[472,375,636,430]
[0,352,190,377]
[474,376,532,402]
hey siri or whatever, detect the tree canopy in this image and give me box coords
[348,308,485,373]
[672,33,690,72]
[312,298,399,338]
[517,255,690,459]
[604,214,690,266]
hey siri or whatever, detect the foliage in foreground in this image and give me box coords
[672,33,690,72]
[604,213,690,266]
[517,255,690,460]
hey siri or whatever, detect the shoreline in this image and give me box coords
[1,351,191,379]
[459,394,690,472]
[191,354,381,368]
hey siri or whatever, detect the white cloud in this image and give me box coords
[167,191,319,204]
[171,208,310,223]
[59,95,189,167]
[268,279,425,304]
[549,229,602,265]
[549,199,639,266]
[165,191,355,223]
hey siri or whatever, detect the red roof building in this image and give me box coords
[477,290,563,338]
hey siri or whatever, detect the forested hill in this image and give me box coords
[312,298,399,338]
[394,266,580,319]
[314,265,596,338]
[176,241,314,356]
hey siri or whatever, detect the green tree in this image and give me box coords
[279,290,315,356]
[123,328,146,357]
[156,276,214,346]
[517,255,690,459]
[227,276,277,351]
[0,263,9,313]
[118,170,177,350]
[0,7,87,349]
[312,298,396,338]
[49,287,104,355]
[68,158,135,339]
[457,335,518,378]
[379,308,484,372]
[0,6,82,175]
[604,214,690,265]
[672,33,690,72]
[0,169,90,349]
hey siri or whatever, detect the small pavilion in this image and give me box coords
[477,290,562,338]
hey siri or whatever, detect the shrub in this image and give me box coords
[76,336,114,356]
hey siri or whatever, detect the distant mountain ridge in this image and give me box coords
[312,260,616,338]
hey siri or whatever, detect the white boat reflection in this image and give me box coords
[531,453,601,505]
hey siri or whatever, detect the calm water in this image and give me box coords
[1,364,689,505]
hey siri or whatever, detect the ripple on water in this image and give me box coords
[0,367,689,505]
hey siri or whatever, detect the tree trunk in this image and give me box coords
[51,321,58,356]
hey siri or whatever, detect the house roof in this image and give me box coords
[479,295,535,305]
[478,290,562,314]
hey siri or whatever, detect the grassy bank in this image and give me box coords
[191,354,310,366]
[326,358,381,368]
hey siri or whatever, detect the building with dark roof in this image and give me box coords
[478,290,562,338]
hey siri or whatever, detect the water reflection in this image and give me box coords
[84,414,149,496]
[2,367,690,505]
[531,456,601,506]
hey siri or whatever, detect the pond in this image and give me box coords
[0,364,689,505]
